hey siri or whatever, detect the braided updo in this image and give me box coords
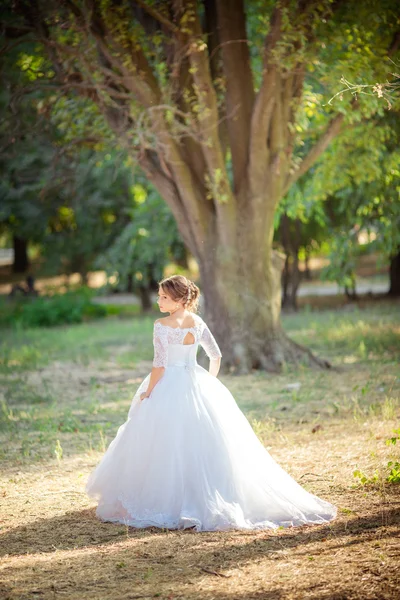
[159,275,200,313]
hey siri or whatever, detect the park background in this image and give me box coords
[1,1,399,599]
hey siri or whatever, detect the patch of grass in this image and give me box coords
[102,303,143,317]
[381,396,399,420]
[284,303,400,364]
[0,302,399,471]
[0,314,157,373]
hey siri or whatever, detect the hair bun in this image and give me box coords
[159,275,200,313]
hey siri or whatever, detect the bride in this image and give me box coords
[85,274,337,531]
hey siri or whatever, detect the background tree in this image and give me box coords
[0,40,56,273]
[0,35,185,300]
[272,96,400,308]
[2,0,399,371]
[40,147,136,284]
[277,214,325,311]
[307,112,400,297]
[96,175,186,311]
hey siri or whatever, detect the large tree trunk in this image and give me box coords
[388,249,400,297]
[12,235,29,273]
[196,198,329,373]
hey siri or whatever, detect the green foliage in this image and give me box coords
[317,117,400,285]
[0,32,59,242]
[0,31,186,288]
[386,461,400,484]
[40,148,135,279]
[353,427,400,486]
[0,289,106,328]
[278,110,400,289]
[320,227,359,290]
[96,175,185,293]
[386,428,400,446]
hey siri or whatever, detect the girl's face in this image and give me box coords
[157,286,182,313]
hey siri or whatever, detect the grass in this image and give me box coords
[0,314,155,372]
[0,301,399,599]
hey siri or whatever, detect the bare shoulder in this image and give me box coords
[154,317,169,325]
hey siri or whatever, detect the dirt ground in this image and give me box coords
[1,355,400,600]
[0,371,400,600]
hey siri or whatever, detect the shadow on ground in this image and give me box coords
[2,495,400,599]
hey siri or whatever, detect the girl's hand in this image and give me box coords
[140,391,150,401]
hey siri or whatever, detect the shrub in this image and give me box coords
[0,289,107,328]
[353,428,400,486]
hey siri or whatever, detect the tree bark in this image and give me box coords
[12,235,29,273]
[388,249,400,297]
[196,197,329,373]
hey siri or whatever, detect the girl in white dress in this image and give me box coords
[85,275,337,531]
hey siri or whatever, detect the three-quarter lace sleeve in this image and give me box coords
[152,323,168,368]
[200,322,222,360]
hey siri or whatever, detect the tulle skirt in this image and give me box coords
[85,364,337,531]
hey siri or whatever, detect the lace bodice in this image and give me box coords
[152,316,222,368]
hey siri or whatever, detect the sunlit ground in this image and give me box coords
[1,301,399,599]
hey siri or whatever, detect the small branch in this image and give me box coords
[299,473,335,480]
[200,566,231,578]
[326,75,398,110]
[133,0,181,37]
[284,110,345,193]
[55,136,102,153]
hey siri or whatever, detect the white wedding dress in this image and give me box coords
[85,315,337,531]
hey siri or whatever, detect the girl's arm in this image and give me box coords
[140,322,168,400]
[209,357,221,377]
[200,322,222,377]
[141,367,165,400]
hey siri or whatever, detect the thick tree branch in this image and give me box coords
[183,2,236,243]
[269,75,284,155]
[283,110,345,193]
[203,0,229,158]
[215,0,254,192]
[247,2,288,195]
[67,0,162,108]
[138,150,195,253]
[168,54,211,192]
[280,66,306,167]
[159,138,214,259]
[92,36,161,108]
[203,0,220,81]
